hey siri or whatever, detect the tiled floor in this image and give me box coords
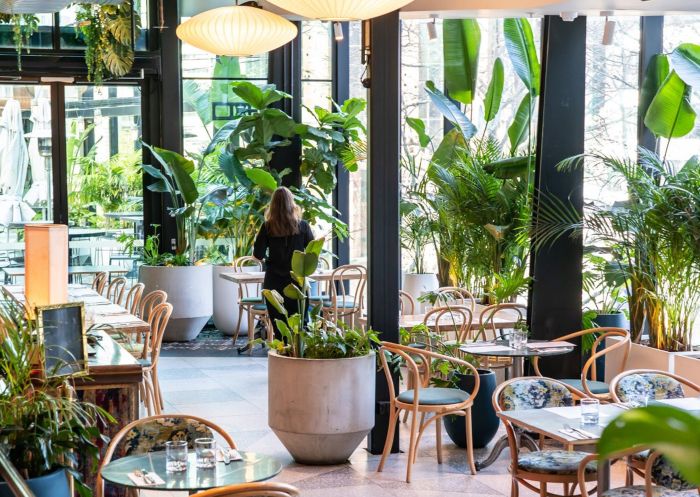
[152,353,625,497]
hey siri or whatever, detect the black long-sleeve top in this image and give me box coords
[253,220,315,291]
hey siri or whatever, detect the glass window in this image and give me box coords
[301,21,334,124]
[0,13,53,50]
[60,2,146,50]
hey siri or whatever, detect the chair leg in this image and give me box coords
[465,407,477,475]
[436,415,443,464]
[406,408,420,483]
[540,483,547,497]
[152,368,164,411]
[377,407,399,473]
[248,310,255,356]
[625,465,633,486]
[511,478,519,497]
[232,304,244,344]
[563,482,570,496]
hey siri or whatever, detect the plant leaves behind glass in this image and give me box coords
[644,70,697,139]
[483,57,505,123]
[425,81,477,139]
[443,18,481,105]
[670,43,700,89]
[483,155,532,180]
[406,117,432,148]
[639,54,670,123]
[230,81,289,110]
[245,167,278,192]
[432,128,468,167]
[598,405,700,485]
[503,18,540,96]
[508,93,533,155]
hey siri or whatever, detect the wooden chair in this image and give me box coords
[91,271,108,294]
[377,341,480,482]
[231,256,266,346]
[191,483,300,497]
[423,305,473,343]
[139,302,173,416]
[533,327,631,401]
[322,264,367,328]
[474,303,527,379]
[96,414,236,497]
[105,276,127,306]
[435,286,477,313]
[399,290,415,315]
[123,282,145,316]
[493,377,598,497]
[610,369,700,487]
[127,289,168,352]
[308,256,332,305]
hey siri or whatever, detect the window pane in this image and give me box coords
[302,21,332,80]
[0,13,53,50]
[301,81,333,125]
[60,4,145,50]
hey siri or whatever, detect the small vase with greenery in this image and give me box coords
[0,300,113,497]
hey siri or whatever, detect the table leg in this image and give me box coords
[598,459,611,493]
[512,357,524,377]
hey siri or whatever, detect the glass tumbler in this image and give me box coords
[580,398,600,425]
[195,438,217,469]
[165,440,188,473]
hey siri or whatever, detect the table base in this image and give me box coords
[475,429,539,470]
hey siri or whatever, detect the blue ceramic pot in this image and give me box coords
[443,369,499,449]
[0,468,70,497]
[591,312,628,380]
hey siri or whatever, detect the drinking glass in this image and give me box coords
[580,398,600,425]
[165,441,188,473]
[195,438,217,469]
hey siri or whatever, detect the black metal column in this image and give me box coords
[268,23,302,188]
[528,16,586,378]
[333,22,350,267]
[50,82,68,225]
[367,11,401,455]
[638,16,664,153]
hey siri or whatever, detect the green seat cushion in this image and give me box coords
[322,296,358,309]
[517,450,597,475]
[561,379,610,395]
[252,303,268,311]
[240,296,263,304]
[138,358,152,367]
[397,388,468,406]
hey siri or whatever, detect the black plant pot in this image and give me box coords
[443,369,499,449]
[591,313,628,380]
[0,468,70,497]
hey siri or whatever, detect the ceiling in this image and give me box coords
[180,0,700,19]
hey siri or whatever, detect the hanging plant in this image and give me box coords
[0,13,40,71]
[76,0,140,83]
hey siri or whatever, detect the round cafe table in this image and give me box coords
[100,451,282,495]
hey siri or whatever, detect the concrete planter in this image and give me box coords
[402,273,439,313]
[213,265,259,336]
[139,264,213,342]
[268,351,376,464]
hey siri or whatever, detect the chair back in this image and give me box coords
[423,305,473,343]
[191,483,300,497]
[105,276,127,306]
[139,290,168,322]
[234,256,263,299]
[610,369,700,403]
[124,283,145,315]
[142,302,172,363]
[477,303,527,342]
[435,287,476,313]
[493,376,576,413]
[96,414,237,497]
[399,290,415,316]
[91,271,108,294]
[327,264,367,326]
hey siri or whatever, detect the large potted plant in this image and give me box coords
[261,238,378,465]
[140,144,229,341]
[0,301,112,497]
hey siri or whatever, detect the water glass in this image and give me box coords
[509,329,528,349]
[195,438,217,469]
[165,441,188,473]
[580,398,600,425]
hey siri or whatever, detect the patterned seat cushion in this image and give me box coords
[500,378,574,411]
[562,378,610,395]
[601,486,698,497]
[652,456,696,491]
[615,373,685,403]
[119,417,214,457]
[397,387,468,406]
[517,450,597,475]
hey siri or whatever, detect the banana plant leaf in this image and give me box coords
[143,143,198,205]
[218,150,250,187]
[639,54,670,124]
[443,18,481,105]
[425,81,477,139]
[644,70,697,139]
[508,93,533,155]
[483,155,533,179]
[503,18,540,96]
[432,128,467,167]
[484,58,504,122]
[406,117,431,148]
[670,43,700,89]
[245,168,278,192]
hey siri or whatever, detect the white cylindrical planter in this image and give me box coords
[268,352,376,464]
[139,265,213,342]
[402,273,439,312]
[212,265,259,337]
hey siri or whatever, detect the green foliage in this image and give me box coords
[425,81,477,139]
[582,251,627,316]
[598,405,700,485]
[443,19,481,105]
[0,13,39,70]
[503,18,541,96]
[0,299,114,496]
[483,58,504,123]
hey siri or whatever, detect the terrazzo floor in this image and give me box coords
[146,352,627,497]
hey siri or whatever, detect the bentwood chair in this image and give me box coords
[378,342,480,482]
[493,377,598,497]
[322,264,367,328]
[475,303,527,379]
[231,256,267,346]
[533,328,631,401]
[105,276,127,306]
[611,369,700,488]
[139,302,173,415]
[435,287,477,313]
[123,282,145,316]
[399,290,416,315]
[91,271,108,294]
[126,289,168,354]
[96,414,237,497]
[423,305,474,343]
[192,483,300,497]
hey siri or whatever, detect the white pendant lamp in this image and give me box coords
[265,0,415,21]
[176,1,298,57]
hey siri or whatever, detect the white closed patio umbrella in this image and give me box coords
[23,97,51,206]
[0,98,35,225]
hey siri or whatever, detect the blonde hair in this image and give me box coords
[265,187,301,237]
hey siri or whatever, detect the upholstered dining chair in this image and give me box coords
[105,276,127,306]
[231,256,267,347]
[123,282,145,316]
[191,483,300,497]
[96,414,237,497]
[322,264,367,329]
[91,271,108,294]
[610,369,700,488]
[435,286,477,313]
[493,377,598,497]
[399,290,416,316]
[378,341,481,482]
[532,327,631,402]
[474,303,528,379]
[139,302,173,415]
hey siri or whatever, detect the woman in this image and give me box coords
[253,187,314,339]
